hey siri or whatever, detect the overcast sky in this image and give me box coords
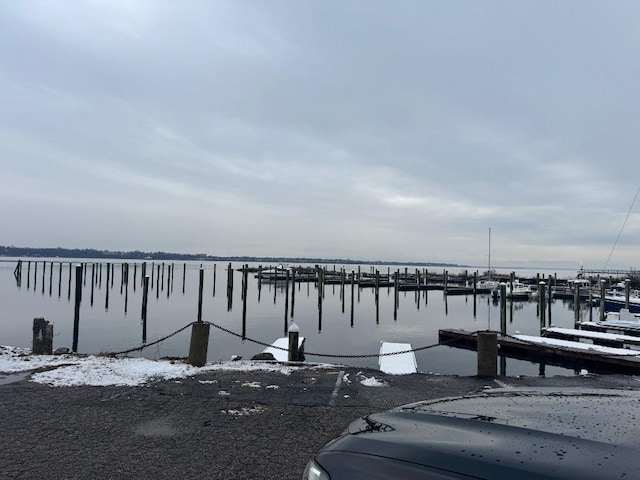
[1,1,639,269]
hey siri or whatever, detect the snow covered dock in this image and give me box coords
[439,329,640,374]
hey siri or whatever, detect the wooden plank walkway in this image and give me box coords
[542,327,640,349]
[439,328,640,374]
[378,342,417,375]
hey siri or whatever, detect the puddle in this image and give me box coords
[0,372,31,385]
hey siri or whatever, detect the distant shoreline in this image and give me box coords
[0,245,463,268]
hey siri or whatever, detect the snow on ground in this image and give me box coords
[0,345,330,387]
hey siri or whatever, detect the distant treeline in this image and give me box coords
[0,245,462,268]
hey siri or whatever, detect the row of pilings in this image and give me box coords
[12,259,637,355]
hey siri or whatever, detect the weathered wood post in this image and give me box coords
[242,265,248,338]
[500,283,507,335]
[105,262,111,310]
[213,263,217,297]
[477,331,498,377]
[32,317,53,355]
[197,267,204,323]
[90,263,95,306]
[599,279,606,321]
[141,275,149,343]
[72,265,82,353]
[58,262,62,297]
[539,281,546,330]
[48,261,53,296]
[291,268,296,318]
[188,267,210,367]
[156,264,160,299]
[573,281,580,326]
[350,271,355,325]
[288,322,300,361]
[625,279,631,309]
[133,263,137,291]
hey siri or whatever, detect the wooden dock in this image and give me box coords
[542,327,640,349]
[439,329,640,374]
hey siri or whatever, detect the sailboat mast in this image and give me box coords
[488,227,491,274]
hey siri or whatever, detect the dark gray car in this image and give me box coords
[303,388,640,479]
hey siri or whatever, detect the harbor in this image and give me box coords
[4,258,640,377]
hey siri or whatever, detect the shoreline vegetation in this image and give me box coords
[0,245,463,268]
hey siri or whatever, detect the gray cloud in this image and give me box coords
[1,1,639,269]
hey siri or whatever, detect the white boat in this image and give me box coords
[491,280,533,300]
[592,282,640,313]
[256,264,291,280]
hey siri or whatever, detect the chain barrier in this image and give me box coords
[105,319,535,359]
[106,322,196,356]
[202,321,478,359]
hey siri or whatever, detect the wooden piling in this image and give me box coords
[499,283,507,335]
[288,323,300,361]
[72,265,82,352]
[48,261,53,296]
[599,279,606,321]
[141,275,149,343]
[187,321,210,367]
[67,262,72,299]
[32,317,53,355]
[197,267,204,322]
[477,331,498,377]
[291,268,296,318]
[105,263,111,310]
[539,282,546,330]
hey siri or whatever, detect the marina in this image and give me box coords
[3,258,640,377]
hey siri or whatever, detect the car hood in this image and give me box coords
[321,388,640,479]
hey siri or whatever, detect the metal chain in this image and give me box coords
[106,318,537,360]
[204,321,464,359]
[107,322,196,356]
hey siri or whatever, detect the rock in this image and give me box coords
[53,347,70,355]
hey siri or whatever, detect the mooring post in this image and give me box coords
[32,317,53,355]
[477,331,498,377]
[539,281,546,330]
[197,267,204,322]
[573,281,580,326]
[625,279,631,309]
[142,275,149,343]
[72,264,82,353]
[599,279,606,321]
[288,322,300,361]
[499,283,507,335]
[187,267,210,366]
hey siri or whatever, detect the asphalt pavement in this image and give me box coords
[2,364,640,480]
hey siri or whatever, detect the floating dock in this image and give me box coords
[542,327,640,349]
[379,342,417,374]
[439,329,640,374]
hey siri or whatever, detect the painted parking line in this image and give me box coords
[329,370,345,406]
[493,379,512,388]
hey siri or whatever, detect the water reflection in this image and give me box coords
[2,259,596,376]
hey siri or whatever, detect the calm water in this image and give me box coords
[1,258,592,376]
